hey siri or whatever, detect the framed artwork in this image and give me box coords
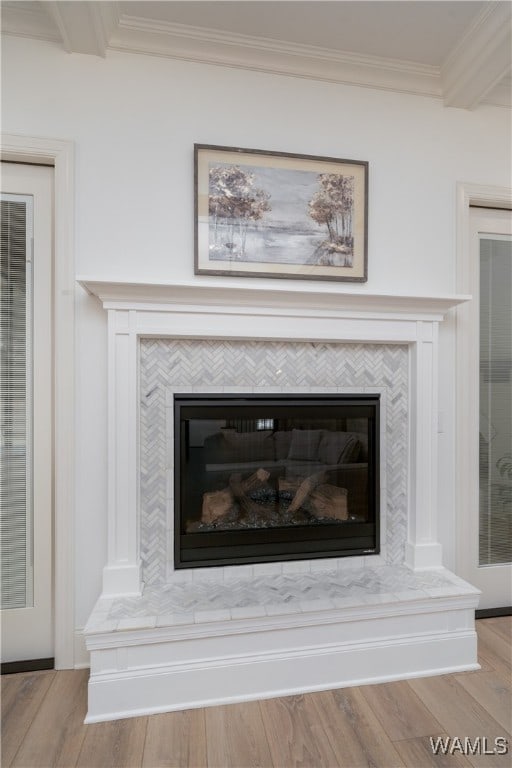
[194,144,368,282]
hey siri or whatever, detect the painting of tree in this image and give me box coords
[195,145,367,281]
[209,165,271,259]
[308,174,355,266]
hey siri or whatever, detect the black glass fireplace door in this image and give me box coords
[174,395,379,568]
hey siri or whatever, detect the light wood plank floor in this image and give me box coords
[2,618,510,768]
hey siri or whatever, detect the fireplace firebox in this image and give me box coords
[174,394,380,568]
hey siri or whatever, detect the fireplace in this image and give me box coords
[175,394,380,567]
[81,280,478,724]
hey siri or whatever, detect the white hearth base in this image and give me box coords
[84,565,479,723]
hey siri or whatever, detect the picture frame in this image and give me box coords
[194,144,368,282]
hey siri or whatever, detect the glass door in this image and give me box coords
[1,162,54,668]
[458,207,512,611]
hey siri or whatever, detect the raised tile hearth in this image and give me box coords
[80,280,478,722]
[85,564,478,722]
[92,565,476,626]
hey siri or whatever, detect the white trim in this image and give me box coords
[102,309,142,597]
[1,133,75,669]
[110,15,443,101]
[0,2,61,43]
[482,76,512,109]
[74,628,90,670]
[441,2,512,109]
[78,278,470,319]
[455,182,512,606]
[405,321,443,570]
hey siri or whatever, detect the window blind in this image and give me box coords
[479,234,512,566]
[1,196,33,609]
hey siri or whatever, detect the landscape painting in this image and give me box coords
[195,145,368,282]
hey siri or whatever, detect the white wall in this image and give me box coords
[2,37,510,638]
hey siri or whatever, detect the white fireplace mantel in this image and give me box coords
[79,278,469,319]
[81,279,482,723]
[79,278,470,596]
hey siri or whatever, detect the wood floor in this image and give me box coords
[2,617,510,768]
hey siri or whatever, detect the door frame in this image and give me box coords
[455,182,512,606]
[1,134,75,668]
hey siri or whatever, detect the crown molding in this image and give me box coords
[1,1,60,43]
[482,76,512,108]
[442,1,512,109]
[110,15,442,100]
[2,2,509,108]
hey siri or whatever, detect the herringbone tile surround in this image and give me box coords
[139,339,408,586]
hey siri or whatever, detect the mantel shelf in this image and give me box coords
[78,277,471,319]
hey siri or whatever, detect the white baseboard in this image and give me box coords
[74,629,90,669]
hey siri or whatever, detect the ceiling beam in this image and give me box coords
[44,1,120,57]
[441,1,512,109]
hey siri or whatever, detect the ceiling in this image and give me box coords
[2,1,511,109]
